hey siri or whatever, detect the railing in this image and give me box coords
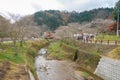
[85,39,120,45]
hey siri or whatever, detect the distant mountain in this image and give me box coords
[34,8,114,30]
[0,10,22,23]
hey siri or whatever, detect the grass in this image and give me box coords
[0,42,32,79]
[97,34,120,41]
[82,72,89,77]
[46,39,116,80]
[105,47,120,60]
[47,41,68,60]
[0,53,24,63]
[78,67,103,80]
[27,39,49,79]
[47,39,117,60]
[0,42,30,64]
[0,39,48,80]
[78,42,117,55]
[47,39,117,75]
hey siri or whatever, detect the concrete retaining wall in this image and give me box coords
[94,57,120,80]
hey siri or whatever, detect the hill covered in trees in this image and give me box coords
[34,8,113,30]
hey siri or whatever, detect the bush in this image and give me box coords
[27,47,37,58]
[31,40,48,50]
[76,50,101,72]
[31,41,43,50]
[62,43,78,53]
[27,40,48,58]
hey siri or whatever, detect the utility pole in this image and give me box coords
[117,1,120,36]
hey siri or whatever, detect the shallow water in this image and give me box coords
[29,70,35,80]
[35,55,84,80]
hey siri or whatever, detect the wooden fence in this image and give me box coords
[86,39,120,45]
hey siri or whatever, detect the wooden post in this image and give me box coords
[100,40,103,44]
[91,40,92,43]
[107,40,109,45]
[95,40,97,44]
[115,40,117,45]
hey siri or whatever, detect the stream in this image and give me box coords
[35,48,84,80]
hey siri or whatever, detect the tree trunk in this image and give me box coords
[73,49,78,61]
[0,38,3,42]
[0,38,3,49]
[20,40,23,47]
[13,40,17,56]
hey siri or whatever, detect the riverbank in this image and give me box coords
[46,39,117,80]
[35,49,84,80]
[0,41,31,80]
[0,61,29,80]
[0,38,117,80]
[0,39,49,80]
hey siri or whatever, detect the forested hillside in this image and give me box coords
[34,8,113,30]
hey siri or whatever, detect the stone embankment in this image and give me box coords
[95,57,120,80]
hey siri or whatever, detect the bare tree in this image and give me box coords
[14,15,41,47]
[0,16,10,42]
[8,23,19,56]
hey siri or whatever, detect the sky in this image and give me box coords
[0,0,119,15]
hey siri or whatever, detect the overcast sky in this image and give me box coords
[0,0,119,15]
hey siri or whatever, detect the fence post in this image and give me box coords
[100,40,103,44]
[107,40,109,45]
[86,39,88,43]
[99,40,100,44]
[115,40,117,45]
[95,40,97,44]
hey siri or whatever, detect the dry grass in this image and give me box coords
[105,47,120,60]
[4,61,29,80]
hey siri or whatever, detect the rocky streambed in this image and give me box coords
[35,48,84,80]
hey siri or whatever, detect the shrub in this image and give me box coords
[27,40,48,58]
[27,47,37,58]
[31,40,48,50]
[31,41,43,50]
